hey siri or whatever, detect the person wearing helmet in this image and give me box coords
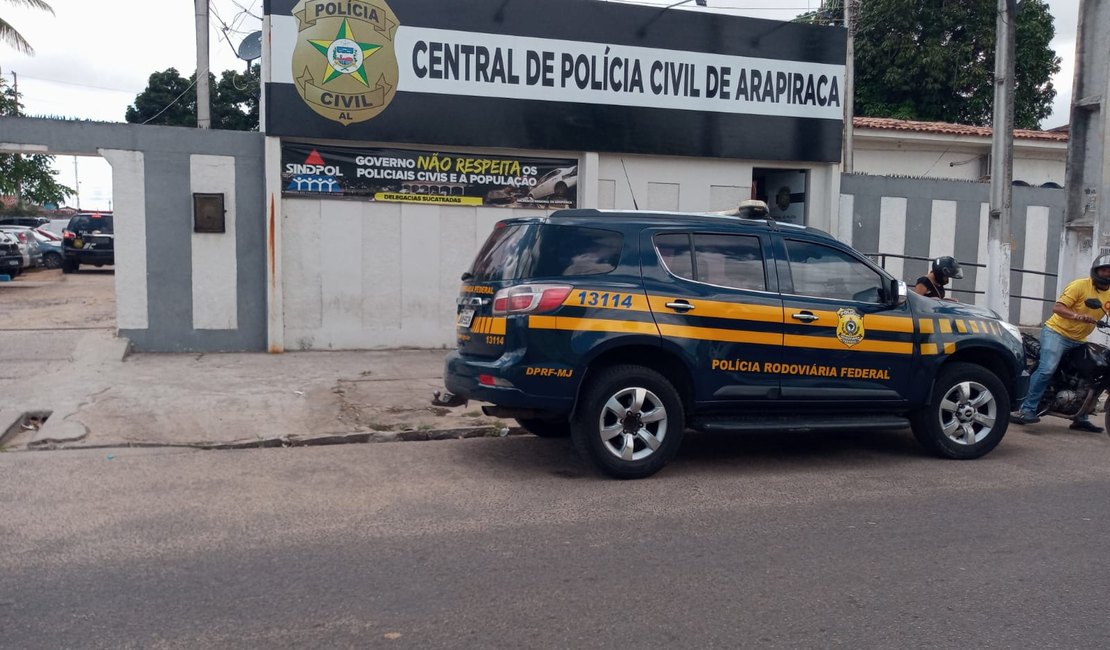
[913,256,963,300]
[1013,254,1110,432]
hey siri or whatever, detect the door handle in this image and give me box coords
[665,300,695,313]
[791,312,819,322]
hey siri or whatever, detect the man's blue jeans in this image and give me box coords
[1019,326,1090,421]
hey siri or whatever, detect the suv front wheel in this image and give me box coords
[571,365,685,479]
[910,362,1009,459]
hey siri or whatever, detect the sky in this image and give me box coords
[1,0,1083,211]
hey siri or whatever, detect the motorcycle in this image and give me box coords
[1022,298,1110,430]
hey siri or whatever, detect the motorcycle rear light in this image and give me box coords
[492,284,573,315]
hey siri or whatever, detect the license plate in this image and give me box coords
[457,308,475,328]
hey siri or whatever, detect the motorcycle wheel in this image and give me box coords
[910,362,1009,459]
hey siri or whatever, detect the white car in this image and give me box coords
[526,166,577,202]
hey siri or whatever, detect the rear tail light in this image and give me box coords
[63,230,76,240]
[492,284,573,315]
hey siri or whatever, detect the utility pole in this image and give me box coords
[195,0,211,128]
[987,0,1016,319]
[1060,0,1110,290]
[73,156,81,210]
[842,0,856,173]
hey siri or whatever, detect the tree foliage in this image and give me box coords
[0,76,74,210]
[125,64,260,131]
[0,0,54,54]
[796,0,1061,129]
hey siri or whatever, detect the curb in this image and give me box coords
[22,426,532,452]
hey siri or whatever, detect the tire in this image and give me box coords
[571,365,685,479]
[910,362,1009,459]
[43,252,62,269]
[553,182,568,198]
[61,257,78,273]
[515,417,570,438]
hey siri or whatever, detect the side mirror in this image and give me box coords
[889,279,907,306]
[1084,298,1103,309]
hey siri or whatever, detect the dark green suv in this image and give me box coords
[62,212,114,273]
[437,209,1029,479]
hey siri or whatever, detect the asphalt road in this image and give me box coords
[2,427,1109,649]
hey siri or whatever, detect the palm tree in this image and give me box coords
[1,0,55,55]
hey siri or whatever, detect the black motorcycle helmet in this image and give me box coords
[931,256,964,286]
[1091,254,1110,290]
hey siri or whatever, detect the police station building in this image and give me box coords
[262,0,846,350]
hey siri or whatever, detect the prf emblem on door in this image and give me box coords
[290,0,400,125]
[836,307,865,347]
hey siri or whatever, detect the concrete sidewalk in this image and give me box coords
[0,329,507,451]
[0,327,1091,452]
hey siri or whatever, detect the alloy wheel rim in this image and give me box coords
[938,380,996,445]
[597,386,668,461]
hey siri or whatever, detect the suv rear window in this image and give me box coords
[469,223,622,282]
[68,215,114,234]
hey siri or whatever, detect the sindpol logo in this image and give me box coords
[835,308,865,347]
[291,0,400,125]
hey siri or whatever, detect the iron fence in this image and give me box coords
[866,252,1057,305]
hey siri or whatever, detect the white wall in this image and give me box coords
[280,151,841,349]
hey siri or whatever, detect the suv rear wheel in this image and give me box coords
[571,365,685,479]
[910,362,1008,459]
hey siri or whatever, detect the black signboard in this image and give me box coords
[282,143,578,208]
[264,0,846,162]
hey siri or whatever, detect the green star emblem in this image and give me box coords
[308,18,382,86]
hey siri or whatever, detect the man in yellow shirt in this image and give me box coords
[1013,255,1110,431]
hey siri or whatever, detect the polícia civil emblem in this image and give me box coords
[290,0,400,125]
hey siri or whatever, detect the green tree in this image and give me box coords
[125,64,260,131]
[0,0,53,54]
[796,0,1061,129]
[0,76,73,210]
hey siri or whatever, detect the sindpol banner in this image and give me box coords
[282,143,578,208]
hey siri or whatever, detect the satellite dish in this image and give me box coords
[236,31,262,62]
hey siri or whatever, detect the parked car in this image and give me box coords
[38,218,71,238]
[30,228,63,269]
[0,231,23,277]
[437,208,1028,478]
[62,212,114,273]
[0,225,43,270]
[0,215,50,228]
[525,167,577,202]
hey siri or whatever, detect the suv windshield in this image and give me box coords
[68,215,114,234]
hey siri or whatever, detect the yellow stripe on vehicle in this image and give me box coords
[940,319,953,334]
[970,321,981,334]
[528,315,660,335]
[955,320,968,333]
[658,324,783,345]
[944,342,956,354]
[784,334,914,355]
[919,319,935,334]
[562,291,652,312]
[781,309,914,333]
[921,342,939,355]
[649,296,783,323]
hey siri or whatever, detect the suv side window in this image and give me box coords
[531,225,622,277]
[784,239,884,302]
[655,233,766,291]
